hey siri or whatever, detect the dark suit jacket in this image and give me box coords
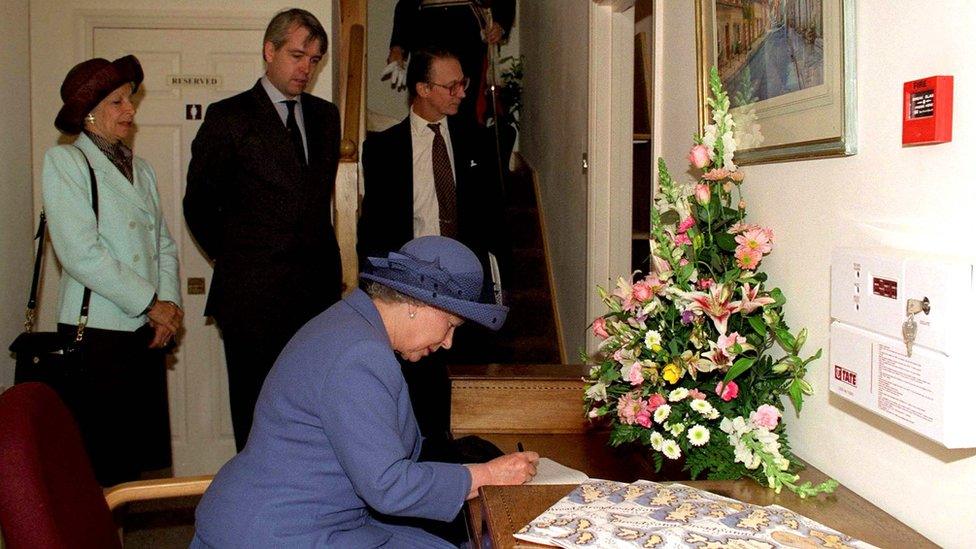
[357,115,508,293]
[184,80,342,335]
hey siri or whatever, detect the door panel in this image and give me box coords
[93,27,264,475]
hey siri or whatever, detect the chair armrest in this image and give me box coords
[103,475,213,511]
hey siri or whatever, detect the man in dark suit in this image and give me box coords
[184,8,342,452]
[358,48,508,441]
[388,0,516,124]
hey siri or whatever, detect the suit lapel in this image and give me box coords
[75,134,153,215]
[248,82,305,177]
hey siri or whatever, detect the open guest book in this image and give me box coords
[513,479,878,548]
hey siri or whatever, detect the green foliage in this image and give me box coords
[582,66,831,497]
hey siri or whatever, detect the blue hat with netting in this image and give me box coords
[360,236,508,330]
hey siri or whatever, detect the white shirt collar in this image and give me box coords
[409,106,446,136]
[261,75,298,104]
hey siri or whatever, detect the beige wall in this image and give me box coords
[657,2,976,546]
[0,0,34,389]
[520,0,590,357]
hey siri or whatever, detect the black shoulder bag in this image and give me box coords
[9,147,99,394]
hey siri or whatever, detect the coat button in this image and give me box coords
[133,254,140,262]
[147,224,155,231]
[129,220,137,229]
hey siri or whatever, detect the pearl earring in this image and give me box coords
[409,311,416,319]
[85,113,96,124]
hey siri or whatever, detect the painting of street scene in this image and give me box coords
[715,0,823,108]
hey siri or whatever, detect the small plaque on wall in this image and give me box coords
[167,74,222,89]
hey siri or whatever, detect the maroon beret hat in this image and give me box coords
[54,55,144,134]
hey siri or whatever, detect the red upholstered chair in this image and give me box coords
[0,382,211,548]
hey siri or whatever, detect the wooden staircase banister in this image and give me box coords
[340,23,365,163]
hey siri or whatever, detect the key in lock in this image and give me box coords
[901,297,930,357]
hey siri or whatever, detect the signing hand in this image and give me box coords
[465,451,539,500]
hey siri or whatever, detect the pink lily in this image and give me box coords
[733,283,776,315]
[678,283,740,335]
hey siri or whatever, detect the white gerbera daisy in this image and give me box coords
[687,424,710,446]
[668,387,689,402]
[653,404,672,424]
[650,431,664,451]
[662,439,682,460]
[690,399,713,414]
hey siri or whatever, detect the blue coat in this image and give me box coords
[41,133,180,331]
[192,290,470,548]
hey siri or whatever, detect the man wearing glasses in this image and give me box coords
[358,47,508,445]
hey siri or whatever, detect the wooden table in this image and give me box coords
[474,473,938,548]
[447,365,936,548]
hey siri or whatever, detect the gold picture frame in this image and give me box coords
[696,0,857,165]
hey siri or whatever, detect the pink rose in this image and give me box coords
[646,393,666,411]
[632,282,652,302]
[627,362,645,386]
[688,144,710,169]
[688,389,706,400]
[592,317,609,339]
[715,380,739,401]
[694,183,711,205]
[635,408,653,428]
[751,404,780,429]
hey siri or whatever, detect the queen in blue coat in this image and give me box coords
[192,236,538,548]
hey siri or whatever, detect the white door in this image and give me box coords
[92,27,263,475]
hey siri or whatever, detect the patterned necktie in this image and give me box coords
[428,123,457,238]
[284,100,307,166]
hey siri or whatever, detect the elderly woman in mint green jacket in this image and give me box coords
[42,54,182,486]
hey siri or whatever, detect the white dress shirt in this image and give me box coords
[409,107,456,238]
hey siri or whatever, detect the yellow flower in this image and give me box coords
[662,363,682,384]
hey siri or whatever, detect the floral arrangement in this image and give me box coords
[583,68,836,497]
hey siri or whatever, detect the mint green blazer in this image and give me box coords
[41,133,181,332]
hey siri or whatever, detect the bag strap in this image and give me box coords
[24,211,47,332]
[74,146,99,343]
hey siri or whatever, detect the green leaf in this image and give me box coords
[747,316,767,337]
[774,328,796,351]
[803,348,823,365]
[716,233,737,252]
[788,380,804,414]
[769,287,786,307]
[660,209,680,225]
[725,357,756,382]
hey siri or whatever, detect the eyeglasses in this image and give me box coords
[427,76,470,97]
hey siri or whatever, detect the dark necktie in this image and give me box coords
[284,100,306,166]
[428,123,457,238]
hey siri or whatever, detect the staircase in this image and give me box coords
[449,154,562,365]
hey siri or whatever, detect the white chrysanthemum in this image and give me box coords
[706,408,721,420]
[668,387,689,402]
[687,425,710,446]
[668,423,685,437]
[690,399,712,414]
[644,330,662,350]
[662,439,682,460]
[653,404,672,424]
[650,431,664,451]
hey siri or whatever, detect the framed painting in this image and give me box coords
[695,0,857,164]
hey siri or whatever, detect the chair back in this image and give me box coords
[0,383,121,549]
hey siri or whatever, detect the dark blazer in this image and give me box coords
[184,81,342,335]
[357,115,507,288]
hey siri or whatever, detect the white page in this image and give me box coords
[525,457,590,485]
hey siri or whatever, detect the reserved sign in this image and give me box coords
[167,75,222,88]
